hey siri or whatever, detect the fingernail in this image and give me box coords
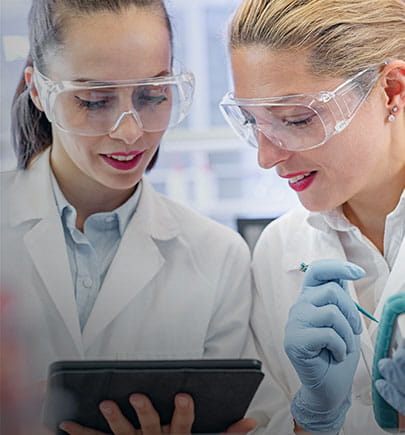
[130,394,144,408]
[100,403,113,415]
[59,422,68,430]
[176,395,189,408]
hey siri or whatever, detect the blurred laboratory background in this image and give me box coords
[1,0,299,248]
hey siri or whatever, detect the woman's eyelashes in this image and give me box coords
[75,96,110,110]
[282,113,316,127]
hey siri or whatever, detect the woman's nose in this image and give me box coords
[109,111,144,144]
[257,130,292,169]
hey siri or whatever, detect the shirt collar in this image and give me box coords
[387,188,405,221]
[50,171,142,236]
[306,189,405,233]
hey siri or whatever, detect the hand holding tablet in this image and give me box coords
[42,359,263,434]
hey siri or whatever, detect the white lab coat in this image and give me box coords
[0,149,252,383]
[248,205,405,435]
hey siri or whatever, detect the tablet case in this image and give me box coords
[42,359,264,434]
[372,293,405,431]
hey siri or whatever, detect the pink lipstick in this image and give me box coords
[282,171,317,192]
[101,151,144,171]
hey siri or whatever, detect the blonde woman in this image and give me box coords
[220,0,405,433]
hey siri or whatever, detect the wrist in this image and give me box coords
[291,389,350,432]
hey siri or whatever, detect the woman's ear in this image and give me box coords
[24,66,44,112]
[382,60,405,112]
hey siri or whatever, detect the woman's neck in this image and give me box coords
[61,181,135,231]
[342,172,405,254]
[50,149,136,231]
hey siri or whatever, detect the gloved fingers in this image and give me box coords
[303,259,365,288]
[305,304,357,355]
[285,325,347,362]
[300,283,362,335]
[378,349,405,394]
[375,379,405,415]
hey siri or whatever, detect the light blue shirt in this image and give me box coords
[51,174,141,331]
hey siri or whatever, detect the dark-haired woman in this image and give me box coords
[0,1,256,433]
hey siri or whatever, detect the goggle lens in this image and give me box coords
[52,83,184,135]
[221,103,328,151]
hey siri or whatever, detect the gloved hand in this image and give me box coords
[284,259,365,433]
[375,348,405,415]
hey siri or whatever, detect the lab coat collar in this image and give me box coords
[8,148,181,242]
[307,207,356,233]
[281,207,348,273]
[137,178,181,241]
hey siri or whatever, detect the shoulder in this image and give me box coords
[1,151,50,192]
[255,206,312,250]
[141,183,250,265]
[161,193,249,253]
[1,167,22,210]
[0,166,19,186]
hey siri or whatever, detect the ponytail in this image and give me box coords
[11,56,52,169]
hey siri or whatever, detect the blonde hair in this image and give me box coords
[230,0,405,77]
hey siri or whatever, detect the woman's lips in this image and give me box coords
[100,151,144,171]
[283,171,317,192]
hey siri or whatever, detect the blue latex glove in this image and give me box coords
[375,348,405,415]
[284,259,365,432]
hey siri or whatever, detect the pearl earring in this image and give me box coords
[388,105,399,122]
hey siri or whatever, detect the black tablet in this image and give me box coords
[42,359,264,434]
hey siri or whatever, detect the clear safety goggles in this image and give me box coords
[219,65,382,151]
[33,60,195,136]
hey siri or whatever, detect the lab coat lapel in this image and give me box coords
[82,180,177,350]
[10,150,83,355]
[82,227,164,350]
[24,217,83,355]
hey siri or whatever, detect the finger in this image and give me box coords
[99,400,137,435]
[285,324,347,362]
[59,421,107,435]
[378,352,405,394]
[375,379,405,415]
[304,259,365,288]
[288,302,354,358]
[129,394,161,435]
[301,283,362,335]
[170,394,194,434]
[223,417,258,434]
[304,304,356,355]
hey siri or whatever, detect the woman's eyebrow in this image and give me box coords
[71,69,171,83]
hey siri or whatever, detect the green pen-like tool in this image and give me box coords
[299,262,379,324]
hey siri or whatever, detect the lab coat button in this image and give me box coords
[83,278,93,288]
[105,216,114,223]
